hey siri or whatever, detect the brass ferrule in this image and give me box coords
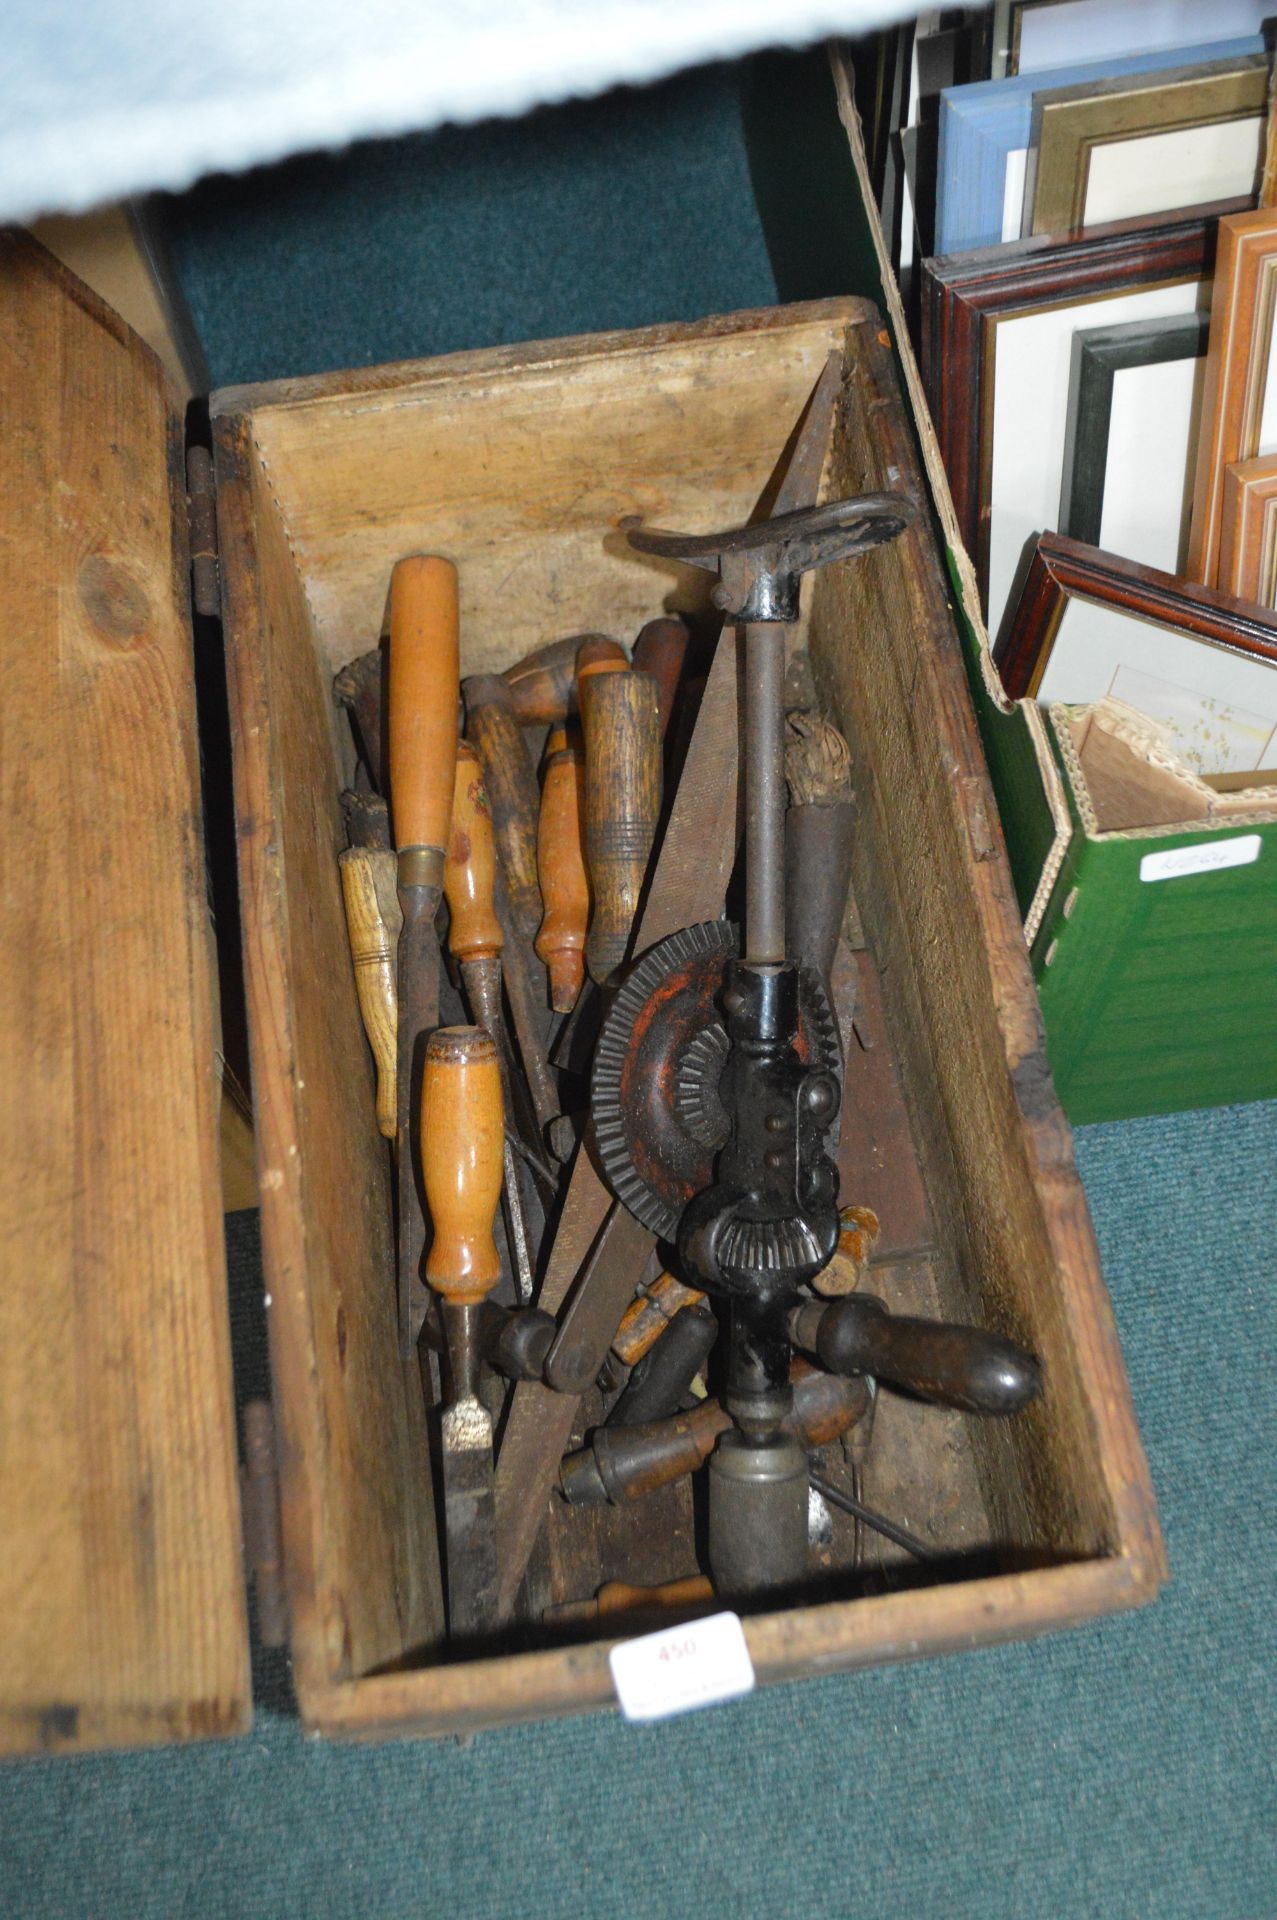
[397,845,445,893]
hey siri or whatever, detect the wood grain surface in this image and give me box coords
[0,234,249,1754]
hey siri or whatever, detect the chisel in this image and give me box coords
[579,666,663,988]
[443,740,537,1304]
[631,616,689,742]
[339,846,401,1139]
[535,730,589,1015]
[389,555,460,1356]
[421,1025,505,1638]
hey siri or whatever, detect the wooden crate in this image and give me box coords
[207,298,1165,1740]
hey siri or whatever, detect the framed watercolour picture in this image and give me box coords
[1058,311,1209,572]
[1023,54,1267,237]
[933,35,1262,255]
[996,533,1277,775]
[1218,454,1277,606]
[1188,207,1277,585]
[922,210,1216,639]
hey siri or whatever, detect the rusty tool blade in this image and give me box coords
[440,1396,500,1637]
[492,349,844,1615]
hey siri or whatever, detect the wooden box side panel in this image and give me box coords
[215,417,443,1701]
[221,302,877,681]
[810,329,1163,1585]
[0,234,249,1754]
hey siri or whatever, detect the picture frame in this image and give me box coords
[933,35,1261,255]
[1218,454,1277,605]
[1059,311,1209,568]
[989,0,1270,81]
[1023,54,1268,237]
[996,533,1277,775]
[922,210,1218,638]
[1188,207,1277,587]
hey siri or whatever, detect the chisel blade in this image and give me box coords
[441,1395,500,1639]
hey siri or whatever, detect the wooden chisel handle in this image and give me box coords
[503,633,626,725]
[444,742,503,964]
[389,554,460,1356]
[631,617,689,742]
[575,635,631,686]
[535,739,589,1013]
[389,557,459,881]
[422,1028,504,1308]
[463,674,543,950]
[339,848,401,1138]
[579,668,662,985]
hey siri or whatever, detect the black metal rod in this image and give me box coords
[743,622,787,967]
[809,1470,940,1562]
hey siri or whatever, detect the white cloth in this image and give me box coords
[2,0,910,222]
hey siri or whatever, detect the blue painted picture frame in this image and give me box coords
[934,35,1263,257]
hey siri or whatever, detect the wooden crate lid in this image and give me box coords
[0,233,251,1753]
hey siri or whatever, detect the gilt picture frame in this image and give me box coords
[1023,54,1268,238]
[990,0,1270,81]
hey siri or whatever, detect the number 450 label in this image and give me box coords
[609,1612,756,1723]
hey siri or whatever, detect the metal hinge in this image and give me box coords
[186,443,221,620]
[240,1399,289,1649]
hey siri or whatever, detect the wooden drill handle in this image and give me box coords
[463,674,543,946]
[421,1027,504,1303]
[503,633,627,725]
[443,742,503,962]
[535,742,589,1013]
[388,556,460,867]
[578,668,662,985]
[339,848,401,1139]
[611,1271,706,1367]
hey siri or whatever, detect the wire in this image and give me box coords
[809,1470,940,1562]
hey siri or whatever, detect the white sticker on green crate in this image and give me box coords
[609,1611,755,1722]
[1139,834,1262,883]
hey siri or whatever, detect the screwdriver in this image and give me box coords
[443,741,536,1303]
[388,555,460,1357]
[422,1025,505,1638]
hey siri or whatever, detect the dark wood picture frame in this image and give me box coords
[996,529,1277,700]
[1059,311,1209,547]
[921,210,1224,609]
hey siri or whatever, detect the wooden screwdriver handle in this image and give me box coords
[535,742,589,1013]
[503,633,626,725]
[443,742,503,962]
[339,848,401,1139]
[422,1027,504,1303]
[579,668,662,985]
[388,556,460,877]
[463,674,543,947]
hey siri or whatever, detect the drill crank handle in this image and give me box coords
[789,1295,1041,1416]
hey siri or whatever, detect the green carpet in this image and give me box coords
[5,54,1271,1917]
[2,1102,1274,1916]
